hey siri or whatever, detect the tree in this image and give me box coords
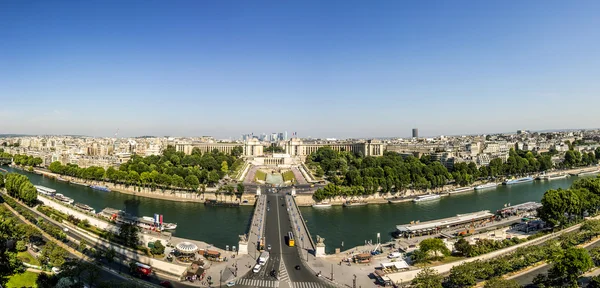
[549,247,594,286]
[79,239,88,252]
[0,173,4,188]
[118,223,139,248]
[483,277,521,288]
[150,240,165,255]
[589,275,600,288]
[411,267,443,288]
[453,238,472,256]
[418,238,450,260]
[185,175,200,191]
[221,161,229,174]
[105,248,116,264]
[447,263,476,288]
[15,240,27,252]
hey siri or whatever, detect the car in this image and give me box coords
[159,281,173,288]
[267,244,271,250]
[226,281,236,287]
[388,252,402,259]
[270,269,277,277]
[52,267,61,274]
[295,265,301,270]
[253,264,262,273]
[63,228,69,232]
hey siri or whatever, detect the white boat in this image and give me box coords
[70,181,89,187]
[475,183,498,190]
[98,208,176,231]
[413,194,441,203]
[547,174,568,180]
[312,202,332,208]
[503,177,534,185]
[74,203,96,214]
[54,193,74,205]
[35,185,56,196]
[448,187,474,195]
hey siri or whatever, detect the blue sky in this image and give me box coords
[1,1,599,139]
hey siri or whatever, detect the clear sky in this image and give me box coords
[1,1,599,139]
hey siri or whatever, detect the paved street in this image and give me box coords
[235,187,333,288]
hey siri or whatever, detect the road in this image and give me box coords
[235,187,333,288]
[513,239,600,287]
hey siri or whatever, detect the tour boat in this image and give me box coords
[56,177,69,183]
[387,197,405,204]
[413,194,441,203]
[475,183,498,190]
[547,174,568,180]
[35,185,56,196]
[503,177,534,185]
[448,187,474,195]
[70,181,89,187]
[54,193,74,205]
[74,203,96,214]
[343,200,368,207]
[89,185,110,192]
[98,208,177,231]
[312,202,332,208]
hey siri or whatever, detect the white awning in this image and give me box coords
[176,242,199,254]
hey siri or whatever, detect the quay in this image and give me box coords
[394,210,496,238]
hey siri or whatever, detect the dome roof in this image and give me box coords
[176,242,199,254]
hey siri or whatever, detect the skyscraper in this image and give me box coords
[412,128,419,138]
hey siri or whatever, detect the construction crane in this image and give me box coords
[112,128,120,154]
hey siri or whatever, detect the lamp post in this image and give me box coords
[353,274,357,288]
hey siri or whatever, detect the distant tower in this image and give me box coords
[412,128,419,138]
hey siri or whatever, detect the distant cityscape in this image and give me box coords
[2,128,599,172]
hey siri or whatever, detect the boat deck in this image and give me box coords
[395,210,494,236]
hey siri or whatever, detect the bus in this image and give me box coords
[287,232,295,247]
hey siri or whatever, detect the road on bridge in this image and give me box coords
[235,187,334,288]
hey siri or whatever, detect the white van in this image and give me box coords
[387,252,402,259]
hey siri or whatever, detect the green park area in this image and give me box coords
[5,271,39,288]
[17,251,40,266]
[282,170,296,183]
[255,170,267,181]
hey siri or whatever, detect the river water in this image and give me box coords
[1,166,253,249]
[2,165,594,253]
[299,176,589,253]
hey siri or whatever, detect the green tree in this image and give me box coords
[221,161,229,174]
[418,238,450,259]
[150,240,165,255]
[118,223,139,248]
[483,277,521,288]
[447,263,476,288]
[549,247,594,287]
[79,239,88,252]
[185,175,200,190]
[411,267,443,288]
[454,238,473,256]
[15,240,27,252]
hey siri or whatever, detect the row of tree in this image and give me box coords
[412,219,600,287]
[11,154,43,167]
[309,146,600,200]
[47,145,243,191]
[3,173,38,206]
[538,177,600,228]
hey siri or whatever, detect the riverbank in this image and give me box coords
[20,166,258,205]
[296,166,600,207]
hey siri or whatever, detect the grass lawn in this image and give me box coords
[282,170,296,183]
[5,271,38,288]
[255,170,267,181]
[17,251,41,266]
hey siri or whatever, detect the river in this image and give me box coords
[300,175,593,253]
[1,166,253,250]
[3,165,595,254]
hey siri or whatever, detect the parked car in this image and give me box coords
[226,282,236,287]
[388,252,402,259]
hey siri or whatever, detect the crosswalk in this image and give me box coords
[278,258,290,282]
[291,282,336,288]
[236,278,279,287]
